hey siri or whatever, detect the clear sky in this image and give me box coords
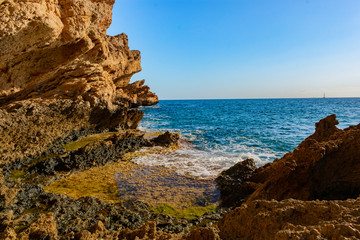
[108,0,360,100]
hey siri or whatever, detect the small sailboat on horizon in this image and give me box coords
[323,92,326,98]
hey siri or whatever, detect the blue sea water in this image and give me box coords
[134,98,360,179]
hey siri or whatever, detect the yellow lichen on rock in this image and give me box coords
[44,160,133,203]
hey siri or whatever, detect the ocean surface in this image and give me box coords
[133,98,360,180]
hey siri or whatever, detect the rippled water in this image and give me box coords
[134,98,360,179]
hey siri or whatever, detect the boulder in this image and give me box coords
[152,131,180,147]
[215,159,257,207]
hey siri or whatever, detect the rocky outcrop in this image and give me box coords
[210,115,360,239]
[17,212,58,240]
[183,227,220,240]
[28,131,151,175]
[216,115,360,206]
[215,158,257,207]
[0,0,154,106]
[0,0,158,164]
[218,198,360,240]
[151,131,180,147]
[248,114,360,202]
[121,80,159,107]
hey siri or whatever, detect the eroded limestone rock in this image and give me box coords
[0,0,158,164]
[17,212,58,240]
[218,198,360,240]
[216,115,360,207]
[247,114,360,202]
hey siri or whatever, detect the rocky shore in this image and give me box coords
[1,0,359,239]
[215,114,360,239]
[0,1,223,238]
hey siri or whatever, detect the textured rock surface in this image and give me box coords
[215,158,257,207]
[209,115,360,239]
[248,114,360,202]
[0,169,17,209]
[183,227,220,240]
[217,115,360,206]
[218,198,360,240]
[151,131,180,147]
[0,0,158,164]
[0,0,156,106]
[28,131,151,175]
[17,212,58,240]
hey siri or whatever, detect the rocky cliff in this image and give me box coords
[0,0,158,164]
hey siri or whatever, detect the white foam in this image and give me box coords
[132,140,282,180]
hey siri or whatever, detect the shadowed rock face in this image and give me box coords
[215,159,257,207]
[0,0,158,164]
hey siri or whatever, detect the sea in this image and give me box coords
[133,98,360,180]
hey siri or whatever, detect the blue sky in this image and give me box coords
[108,0,360,99]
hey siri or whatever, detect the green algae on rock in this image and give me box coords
[63,132,118,151]
[44,140,217,211]
[151,203,217,220]
[115,165,219,209]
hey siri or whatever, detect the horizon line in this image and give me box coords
[158,96,360,101]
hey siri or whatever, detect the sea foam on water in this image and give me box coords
[136,98,360,179]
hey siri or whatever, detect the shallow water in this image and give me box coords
[115,165,219,208]
[134,98,360,179]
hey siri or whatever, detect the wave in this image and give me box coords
[132,140,282,180]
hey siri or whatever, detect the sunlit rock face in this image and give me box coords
[218,198,360,240]
[213,115,360,239]
[246,115,360,202]
[216,115,360,206]
[0,0,158,164]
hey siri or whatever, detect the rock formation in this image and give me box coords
[0,0,158,164]
[216,114,360,205]
[2,0,360,239]
[218,198,360,240]
[17,212,58,240]
[215,158,257,207]
[151,131,180,147]
[213,115,360,239]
